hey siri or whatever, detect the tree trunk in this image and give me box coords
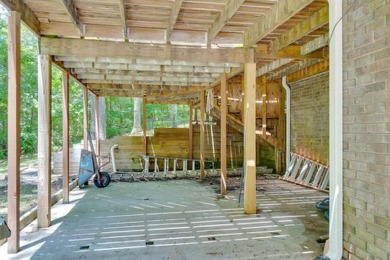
[171,104,177,128]
[90,97,106,140]
[99,97,106,140]
[131,97,142,134]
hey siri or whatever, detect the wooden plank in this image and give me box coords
[40,37,254,63]
[0,0,40,35]
[301,33,329,55]
[58,0,83,36]
[261,76,267,137]
[220,73,227,196]
[83,87,88,150]
[7,11,20,254]
[62,71,70,204]
[269,5,329,53]
[143,96,147,155]
[207,0,245,42]
[287,59,329,83]
[118,0,128,39]
[256,45,326,60]
[200,88,205,179]
[243,0,314,46]
[189,102,193,159]
[166,0,183,42]
[37,54,52,228]
[243,63,256,214]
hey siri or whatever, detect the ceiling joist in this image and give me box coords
[0,0,40,35]
[207,0,245,43]
[118,0,128,40]
[166,0,184,42]
[243,0,314,47]
[58,0,83,36]
[269,5,329,53]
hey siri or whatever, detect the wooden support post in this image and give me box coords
[83,87,88,150]
[62,71,70,204]
[189,102,193,159]
[220,73,227,196]
[94,95,100,157]
[7,11,21,254]
[200,88,205,179]
[143,96,147,155]
[37,54,52,228]
[261,76,267,137]
[243,63,257,214]
[194,107,198,124]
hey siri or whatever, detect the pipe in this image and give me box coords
[326,0,343,259]
[282,76,291,169]
[110,144,119,173]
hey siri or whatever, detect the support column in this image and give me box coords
[200,88,205,179]
[7,11,21,253]
[94,95,100,157]
[143,96,147,155]
[243,63,257,214]
[189,102,193,159]
[62,72,70,203]
[220,74,227,196]
[83,87,88,150]
[261,76,267,137]
[38,54,52,228]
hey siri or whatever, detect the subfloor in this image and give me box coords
[1,177,328,260]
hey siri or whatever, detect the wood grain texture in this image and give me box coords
[7,11,21,253]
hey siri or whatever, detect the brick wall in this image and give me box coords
[290,72,329,164]
[343,0,390,259]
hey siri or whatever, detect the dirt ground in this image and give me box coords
[0,166,76,220]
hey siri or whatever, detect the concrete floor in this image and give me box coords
[1,178,328,260]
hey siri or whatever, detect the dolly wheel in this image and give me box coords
[94,172,111,188]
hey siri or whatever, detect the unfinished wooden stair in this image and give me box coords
[209,107,277,148]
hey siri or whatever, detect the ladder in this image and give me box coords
[282,153,329,191]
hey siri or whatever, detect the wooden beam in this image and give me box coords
[83,87,88,150]
[118,0,128,40]
[166,0,183,42]
[94,96,100,157]
[269,5,329,53]
[189,102,193,159]
[256,59,294,77]
[243,0,314,46]
[208,65,244,89]
[37,54,52,228]
[51,60,86,88]
[301,33,329,55]
[40,37,254,64]
[256,45,326,60]
[243,63,256,214]
[146,92,199,103]
[143,96,147,155]
[58,0,83,36]
[208,0,245,42]
[7,11,20,254]
[62,71,70,204]
[0,0,40,35]
[261,76,267,137]
[268,59,325,81]
[287,59,329,83]
[200,88,205,179]
[88,83,203,92]
[220,73,227,196]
